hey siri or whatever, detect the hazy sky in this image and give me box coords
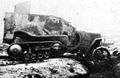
[0,0,120,42]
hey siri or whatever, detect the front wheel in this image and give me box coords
[92,46,110,68]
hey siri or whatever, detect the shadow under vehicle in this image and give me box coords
[1,12,114,77]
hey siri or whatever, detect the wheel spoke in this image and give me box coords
[93,47,110,66]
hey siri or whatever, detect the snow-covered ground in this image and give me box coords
[0,58,87,78]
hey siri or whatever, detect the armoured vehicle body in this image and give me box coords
[3,12,102,61]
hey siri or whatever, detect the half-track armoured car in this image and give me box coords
[0,12,113,77]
